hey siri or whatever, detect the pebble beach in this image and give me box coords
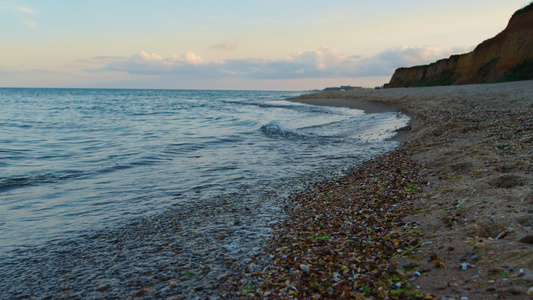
[223,80,533,299]
[1,81,532,299]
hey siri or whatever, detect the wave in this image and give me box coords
[0,88,410,257]
[0,153,173,192]
[0,170,87,192]
[260,121,317,139]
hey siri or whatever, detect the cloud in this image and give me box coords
[79,56,126,64]
[17,6,34,14]
[83,51,210,77]
[352,45,470,76]
[170,51,204,65]
[15,6,37,27]
[376,45,457,67]
[208,42,238,51]
[22,19,37,27]
[83,45,463,80]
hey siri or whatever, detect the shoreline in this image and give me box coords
[1,82,530,299]
[287,96,412,143]
[0,90,407,299]
[224,80,533,299]
[288,97,400,114]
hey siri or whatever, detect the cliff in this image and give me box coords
[388,3,533,88]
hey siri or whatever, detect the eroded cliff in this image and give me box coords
[388,3,533,88]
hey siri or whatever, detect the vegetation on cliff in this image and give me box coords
[512,1,533,17]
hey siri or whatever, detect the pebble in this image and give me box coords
[518,235,533,244]
[299,264,310,273]
[223,150,430,298]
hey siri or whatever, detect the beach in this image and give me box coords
[0,83,530,299]
[0,89,406,299]
[223,81,533,299]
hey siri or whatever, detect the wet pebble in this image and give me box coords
[223,149,430,298]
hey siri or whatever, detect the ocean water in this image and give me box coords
[0,88,409,259]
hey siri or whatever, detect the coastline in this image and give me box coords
[224,81,533,299]
[1,82,530,299]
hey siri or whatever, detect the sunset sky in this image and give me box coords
[1,0,528,90]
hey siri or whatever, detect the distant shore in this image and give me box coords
[225,80,533,299]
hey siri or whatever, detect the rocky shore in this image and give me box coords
[0,81,531,299]
[223,80,533,299]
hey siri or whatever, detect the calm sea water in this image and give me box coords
[0,88,409,257]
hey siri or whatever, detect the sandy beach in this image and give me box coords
[223,80,533,299]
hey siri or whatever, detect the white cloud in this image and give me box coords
[22,19,37,27]
[170,51,204,65]
[15,6,37,27]
[353,45,470,76]
[83,51,209,77]
[376,45,457,67]
[83,45,464,80]
[17,6,34,14]
[132,51,163,62]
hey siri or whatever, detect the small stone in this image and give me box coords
[300,264,309,273]
[443,216,454,227]
[136,288,149,296]
[403,262,418,270]
[97,284,109,292]
[518,235,533,244]
[499,287,522,295]
[395,282,402,288]
[429,253,438,261]
[528,286,533,296]
[96,281,110,292]
[447,246,455,251]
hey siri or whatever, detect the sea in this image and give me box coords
[0,88,410,261]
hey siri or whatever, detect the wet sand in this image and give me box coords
[223,81,533,299]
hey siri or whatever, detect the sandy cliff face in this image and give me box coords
[388,3,533,88]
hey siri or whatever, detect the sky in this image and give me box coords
[0,0,529,91]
